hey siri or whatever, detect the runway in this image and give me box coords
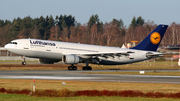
[0,70,180,84]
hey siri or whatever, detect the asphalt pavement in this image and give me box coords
[0,70,180,84]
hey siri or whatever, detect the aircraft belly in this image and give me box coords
[7,48,62,60]
[98,57,147,65]
[29,51,62,60]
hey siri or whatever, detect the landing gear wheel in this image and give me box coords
[88,66,92,70]
[22,61,26,65]
[82,67,87,70]
[68,66,77,71]
[82,66,92,70]
[68,66,73,71]
[73,66,77,70]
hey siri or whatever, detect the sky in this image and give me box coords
[0,0,179,27]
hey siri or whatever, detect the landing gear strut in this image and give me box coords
[68,64,77,71]
[22,57,26,65]
[82,60,92,70]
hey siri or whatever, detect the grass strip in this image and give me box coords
[0,88,180,100]
[1,79,180,93]
[1,93,179,101]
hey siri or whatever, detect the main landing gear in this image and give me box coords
[68,60,92,71]
[82,66,92,70]
[82,59,92,70]
[68,64,77,70]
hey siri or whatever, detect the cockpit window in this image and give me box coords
[9,42,17,45]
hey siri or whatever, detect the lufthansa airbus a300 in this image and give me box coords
[4,24,168,70]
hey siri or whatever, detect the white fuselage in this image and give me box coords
[4,39,160,65]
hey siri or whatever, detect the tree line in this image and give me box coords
[0,14,179,47]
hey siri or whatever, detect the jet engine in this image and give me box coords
[39,58,59,64]
[63,54,80,64]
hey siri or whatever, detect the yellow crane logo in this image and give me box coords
[150,32,161,45]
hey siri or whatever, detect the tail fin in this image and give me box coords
[131,24,168,51]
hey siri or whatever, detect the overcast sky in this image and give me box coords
[0,0,179,26]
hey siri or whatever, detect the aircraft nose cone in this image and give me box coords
[4,44,11,50]
[4,44,8,49]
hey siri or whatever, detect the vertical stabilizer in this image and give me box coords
[131,24,168,51]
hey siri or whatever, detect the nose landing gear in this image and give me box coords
[22,57,26,65]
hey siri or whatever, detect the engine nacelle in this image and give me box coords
[63,54,80,64]
[39,59,59,64]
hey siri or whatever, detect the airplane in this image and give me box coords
[4,24,168,71]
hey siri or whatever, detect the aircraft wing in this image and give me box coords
[74,51,135,58]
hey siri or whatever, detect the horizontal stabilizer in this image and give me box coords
[146,52,173,58]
